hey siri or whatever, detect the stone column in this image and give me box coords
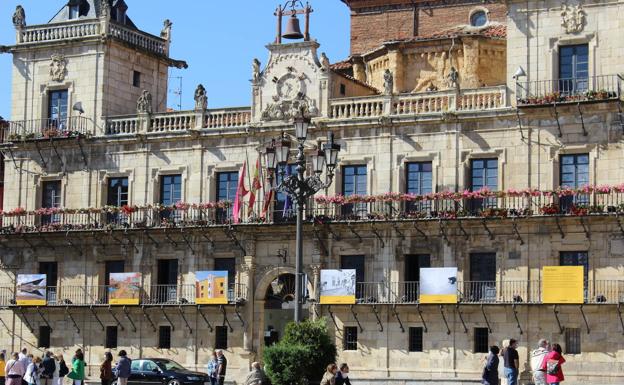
[387,49,405,93]
[310,264,321,320]
[242,255,256,352]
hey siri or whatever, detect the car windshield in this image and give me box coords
[153,359,187,372]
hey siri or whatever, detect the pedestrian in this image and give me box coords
[320,364,337,385]
[481,345,499,385]
[41,352,56,385]
[242,362,267,385]
[17,352,30,385]
[23,357,42,385]
[530,339,550,385]
[113,350,131,385]
[503,339,519,385]
[541,343,565,385]
[57,355,68,385]
[5,353,26,385]
[50,354,59,385]
[216,350,227,385]
[99,352,113,385]
[67,351,85,385]
[1,352,6,385]
[335,363,351,385]
[206,352,218,385]
[17,351,26,363]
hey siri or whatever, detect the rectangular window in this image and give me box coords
[158,326,171,349]
[133,71,141,88]
[565,328,581,354]
[470,159,498,211]
[274,164,297,222]
[405,162,433,213]
[48,90,68,129]
[559,154,589,211]
[156,259,179,303]
[215,326,228,349]
[339,83,346,96]
[39,262,58,304]
[215,258,236,300]
[560,251,589,283]
[69,5,79,19]
[105,326,118,349]
[160,175,182,221]
[107,177,129,224]
[468,253,497,302]
[38,326,51,348]
[474,327,489,353]
[341,255,365,299]
[216,171,238,223]
[404,254,430,302]
[559,44,588,94]
[408,327,423,352]
[42,181,62,224]
[342,165,367,217]
[343,326,358,351]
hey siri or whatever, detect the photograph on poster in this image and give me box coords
[420,267,458,304]
[16,274,47,305]
[320,269,356,304]
[108,272,141,305]
[195,271,228,304]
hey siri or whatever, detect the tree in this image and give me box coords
[264,318,337,385]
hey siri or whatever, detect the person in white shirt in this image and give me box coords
[530,339,550,385]
[6,352,27,385]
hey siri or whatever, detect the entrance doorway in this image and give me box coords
[264,273,297,346]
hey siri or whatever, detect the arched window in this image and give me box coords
[470,10,488,27]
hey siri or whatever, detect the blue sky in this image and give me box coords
[0,1,351,119]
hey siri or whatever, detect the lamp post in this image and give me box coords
[264,115,340,322]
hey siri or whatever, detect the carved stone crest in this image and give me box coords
[136,90,153,114]
[561,4,585,34]
[194,84,208,111]
[12,5,26,29]
[49,54,67,82]
[262,95,318,121]
[383,69,394,95]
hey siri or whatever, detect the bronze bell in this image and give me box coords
[282,14,304,40]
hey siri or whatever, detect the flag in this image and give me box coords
[248,157,262,216]
[232,161,248,223]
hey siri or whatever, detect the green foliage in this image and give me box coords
[264,318,337,385]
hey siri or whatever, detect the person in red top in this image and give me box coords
[541,343,565,384]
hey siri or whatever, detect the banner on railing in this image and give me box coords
[320,269,356,304]
[542,266,584,304]
[195,271,228,304]
[109,272,141,305]
[420,267,458,304]
[16,274,47,306]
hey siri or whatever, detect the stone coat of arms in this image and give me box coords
[49,54,67,82]
[561,4,585,34]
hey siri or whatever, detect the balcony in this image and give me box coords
[0,117,92,143]
[0,283,247,307]
[516,74,622,107]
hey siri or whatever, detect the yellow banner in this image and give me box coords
[320,295,356,305]
[16,299,46,306]
[542,266,584,304]
[196,297,228,305]
[420,294,457,304]
[109,298,139,305]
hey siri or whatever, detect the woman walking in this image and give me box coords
[206,352,218,385]
[5,353,26,385]
[23,357,42,385]
[541,343,565,385]
[320,364,337,385]
[100,353,113,385]
[67,351,85,385]
[57,355,68,385]
[482,345,500,385]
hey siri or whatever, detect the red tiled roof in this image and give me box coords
[402,24,507,42]
[332,71,379,93]
[330,60,353,70]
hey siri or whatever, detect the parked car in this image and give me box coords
[115,358,210,385]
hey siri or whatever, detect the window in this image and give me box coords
[560,251,589,283]
[216,171,238,223]
[42,181,62,224]
[559,154,589,211]
[156,259,178,303]
[470,159,498,211]
[48,90,68,129]
[38,326,51,348]
[275,164,297,222]
[215,258,236,300]
[142,360,158,372]
[105,326,118,349]
[160,175,182,221]
[158,326,171,349]
[470,10,488,27]
[39,262,58,304]
[130,360,141,371]
[339,83,346,96]
[408,327,423,352]
[469,253,496,302]
[404,254,430,301]
[341,255,365,299]
[474,327,489,353]
[559,44,588,94]
[215,326,228,349]
[107,177,129,224]
[342,165,367,216]
[133,71,141,88]
[343,326,358,351]
[69,4,80,19]
[405,162,432,213]
[565,328,581,354]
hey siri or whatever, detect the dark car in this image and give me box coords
[119,358,210,385]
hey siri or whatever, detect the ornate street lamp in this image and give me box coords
[264,113,340,323]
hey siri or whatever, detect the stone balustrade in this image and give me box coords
[204,108,252,129]
[149,111,196,133]
[17,20,101,44]
[108,23,167,56]
[329,95,388,119]
[105,115,139,135]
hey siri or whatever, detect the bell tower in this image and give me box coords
[3,0,187,132]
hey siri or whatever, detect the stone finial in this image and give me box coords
[383,69,394,95]
[160,19,173,41]
[99,0,110,20]
[447,66,459,90]
[194,84,208,111]
[136,90,153,114]
[561,4,585,34]
[252,58,261,83]
[320,52,330,72]
[49,54,67,82]
[12,5,26,29]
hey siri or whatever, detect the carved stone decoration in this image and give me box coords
[261,95,318,121]
[49,54,67,82]
[12,5,26,29]
[320,52,330,72]
[194,84,208,111]
[447,66,459,90]
[383,69,394,95]
[561,4,585,34]
[252,58,261,83]
[136,90,153,114]
[160,19,173,41]
[99,0,110,20]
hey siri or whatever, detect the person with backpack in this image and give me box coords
[5,353,26,385]
[541,343,565,385]
[530,339,550,385]
[56,355,68,385]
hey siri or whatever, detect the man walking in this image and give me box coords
[216,350,227,385]
[113,351,131,385]
[335,363,351,385]
[503,339,519,385]
[530,339,549,385]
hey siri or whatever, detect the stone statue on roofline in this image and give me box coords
[12,5,26,29]
[161,19,173,41]
[447,66,459,90]
[99,0,110,20]
[194,84,208,111]
[320,52,330,72]
[137,90,153,114]
[383,69,394,95]
[252,58,261,83]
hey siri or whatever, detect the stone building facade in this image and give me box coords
[0,1,623,385]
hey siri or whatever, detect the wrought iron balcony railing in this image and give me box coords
[0,116,92,143]
[516,74,622,106]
